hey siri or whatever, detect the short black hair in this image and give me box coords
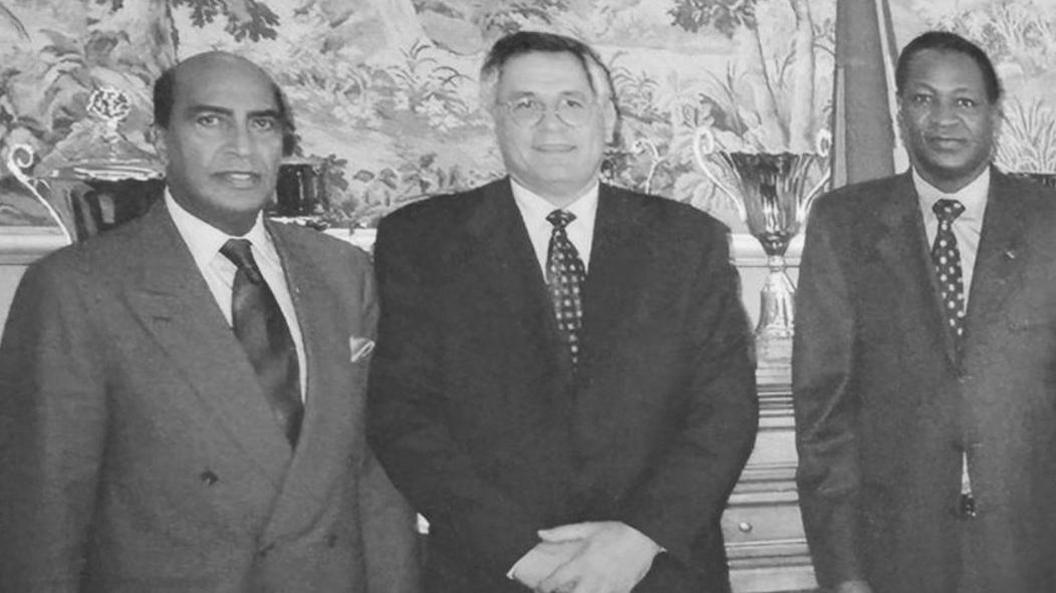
[152,60,298,156]
[895,31,1002,104]
[480,30,617,110]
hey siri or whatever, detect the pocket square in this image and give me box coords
[349,336,375,362]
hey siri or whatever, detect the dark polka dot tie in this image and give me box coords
[931,199,967,348]
[546,210,586,367]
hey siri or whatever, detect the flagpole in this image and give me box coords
[831,0,897,188]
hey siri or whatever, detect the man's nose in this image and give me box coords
[536,105,567,130]
[930,100,959,124]
[226,123,255,156]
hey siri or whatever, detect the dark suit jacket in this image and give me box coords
[0,202,420,592]
[794,169,1056,593]
[368,179,758,593]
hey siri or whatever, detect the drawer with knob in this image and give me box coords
[722,490,805,545]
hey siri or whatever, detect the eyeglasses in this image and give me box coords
[499,95,596,127]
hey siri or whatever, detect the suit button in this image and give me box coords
[947,494,979,520]
[199,470,219,486]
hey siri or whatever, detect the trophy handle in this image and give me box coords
[692,126,746,221]
[631,137,661,195]
[798,129,833,225]
[6,144,74,244]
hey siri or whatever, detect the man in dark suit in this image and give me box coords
[0,51,418,592]
[794,31,1056,593]
[368,31,758,593]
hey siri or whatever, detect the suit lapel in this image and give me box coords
[578,185,651,377]
[464,179,571,379]
[873,173,961,366]
[261,223,360,542]
[124,204,292,485]
[965,170,1028,340]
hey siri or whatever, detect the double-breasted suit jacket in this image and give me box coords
[794,169,1056,593]
[368,178,758,593]
[0,202,418,592]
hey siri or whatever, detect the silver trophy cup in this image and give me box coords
[694,127,830,376]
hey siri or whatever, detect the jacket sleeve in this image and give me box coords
[350,250,424,593]
[0,258,108,592]
[366,215,542,578]
[615,224,759,566]
[359,448,423,593]
[792,198,865,588]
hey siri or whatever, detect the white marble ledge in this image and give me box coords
[0,223,802,269]
[0,227,70,265]
[325,227,803,269]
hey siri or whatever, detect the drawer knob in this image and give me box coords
[737,521,753,533]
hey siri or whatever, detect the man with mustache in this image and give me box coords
[0,51,418,592]
[795,31,1056,593]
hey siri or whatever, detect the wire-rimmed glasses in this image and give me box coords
[498,94,596,127]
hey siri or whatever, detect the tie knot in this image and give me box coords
[547,209,576,230]
[933,199,965,222]
[220,238,263,283]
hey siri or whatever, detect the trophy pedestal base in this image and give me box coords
[754,332,792,387]
[756,360,791,388]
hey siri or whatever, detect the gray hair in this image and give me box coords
[478,31,617,119]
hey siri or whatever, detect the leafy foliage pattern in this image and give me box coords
[3,0,1055,230]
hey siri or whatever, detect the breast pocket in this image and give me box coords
[1007,318,1056,333]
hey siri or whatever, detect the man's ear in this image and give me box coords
[991,99,1004,142]
[150,124,169,166]
[894,102,906,141]
[602,98,619,145]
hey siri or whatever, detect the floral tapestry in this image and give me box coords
[1,0,1053,233]
[0,0,837,233]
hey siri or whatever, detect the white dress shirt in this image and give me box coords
[165,191,308,400]
[510,178,599,274]
[505,180,664,580]
[913,167,990,498]
[914,167,989,304]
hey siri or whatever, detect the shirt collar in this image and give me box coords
[509,177,599,228]
[164,188,276,268]
[913,166,990,223]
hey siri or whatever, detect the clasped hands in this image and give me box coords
[511,521,661,593]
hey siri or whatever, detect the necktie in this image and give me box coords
[931,199,967,347]
[221,238,303,447]
[931,199,976,515]
[546,210,586,366]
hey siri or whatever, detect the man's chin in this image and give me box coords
[918,160,988,188]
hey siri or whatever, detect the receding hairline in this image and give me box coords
[171,51,275,93]
[154,50,298,155]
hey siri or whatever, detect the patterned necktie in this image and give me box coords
[931,199,967,347]
[546,210,586,366]
[221,238,303,447]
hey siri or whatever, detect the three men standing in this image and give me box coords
[368,31,758,593]
[795,31,1056,593]
[8,21,1045,593]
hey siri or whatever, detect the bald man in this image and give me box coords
[0,52,419,593]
